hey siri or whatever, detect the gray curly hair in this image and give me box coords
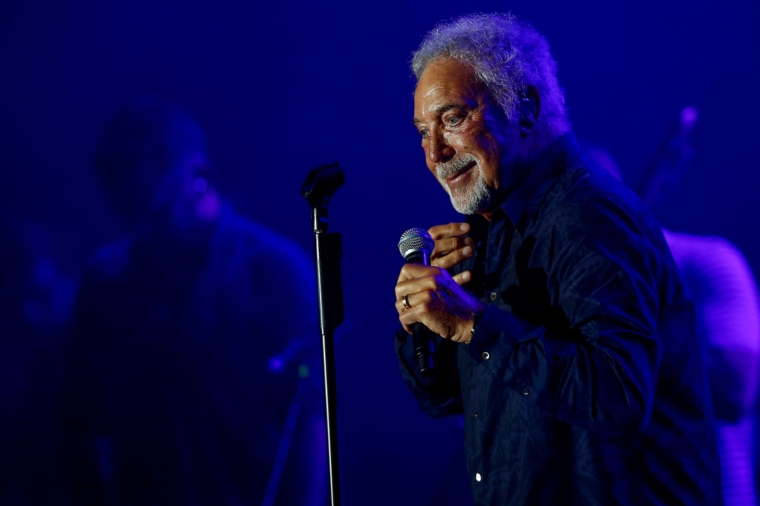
[412,13,569,141]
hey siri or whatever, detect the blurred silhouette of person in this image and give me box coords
[61,98,326,505]
[585,120,760,506]
[662,231,760,504]
[0,222,78,504]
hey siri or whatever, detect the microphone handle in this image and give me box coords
[412,323,436,378]
[405,250,436,378]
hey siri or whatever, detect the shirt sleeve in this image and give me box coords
[395,330,463,418]
[466,193,674,437]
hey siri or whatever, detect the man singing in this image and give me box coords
[394,13,721,505]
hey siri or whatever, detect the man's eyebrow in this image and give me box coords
[413,103,470,125]
[435,103,468,115]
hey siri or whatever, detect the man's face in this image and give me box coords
[114,149,220,239]
[413,58,521,215]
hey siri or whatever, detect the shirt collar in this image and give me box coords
[496,132,583,232]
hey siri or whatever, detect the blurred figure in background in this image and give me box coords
[586,113,760,505]
[0,222,78,504]
[663,231,760,506]
[61,98,325,505]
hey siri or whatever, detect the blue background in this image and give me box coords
[1,1,758,503]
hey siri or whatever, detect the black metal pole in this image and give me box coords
[300,162,345,506]
[314,223,343,506]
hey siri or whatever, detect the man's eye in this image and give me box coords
[446,115,463,126]
[418,129,429,138]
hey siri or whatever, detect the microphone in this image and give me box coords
[398,228,436,377]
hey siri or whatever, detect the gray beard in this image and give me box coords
[436,155,492,215]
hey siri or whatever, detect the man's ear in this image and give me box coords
[517,85,541,138]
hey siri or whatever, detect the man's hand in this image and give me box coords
[395,263,484,344]
[429,222,475,271]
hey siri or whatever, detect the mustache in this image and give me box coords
[435,154,477,180]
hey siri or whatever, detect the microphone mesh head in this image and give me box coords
[398,228,435,259]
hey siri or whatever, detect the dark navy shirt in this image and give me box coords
[397,134,722,505]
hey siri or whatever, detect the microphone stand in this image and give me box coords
[301,163,345,506]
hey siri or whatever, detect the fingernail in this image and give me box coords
[463,246,473,256]
[462,271,471,281]
[464,237,474,245]
[460,223,469,231]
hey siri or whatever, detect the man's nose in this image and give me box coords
[428,131,454,163]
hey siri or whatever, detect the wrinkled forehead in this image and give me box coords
[413,58,487,116]
[415,57,479,91]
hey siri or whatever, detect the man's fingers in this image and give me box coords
[428,222,469,240]
[395,291,438,335]
[396,263,440,284]
[429,222,475,271]
[452,270,472,285]
[394,290,430,314]
[395,278,439,302]
[432,237,460,256]
[432,245,474,270]
[395,265,444,300]
[394,264,484,343]
[431,236,474,258]
[395,293,412,315]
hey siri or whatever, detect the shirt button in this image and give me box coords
[523,388,531,396]
[489,291,497,301]
[482,351,490,360]
[472,411,479,419]
[475,473,482,482]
